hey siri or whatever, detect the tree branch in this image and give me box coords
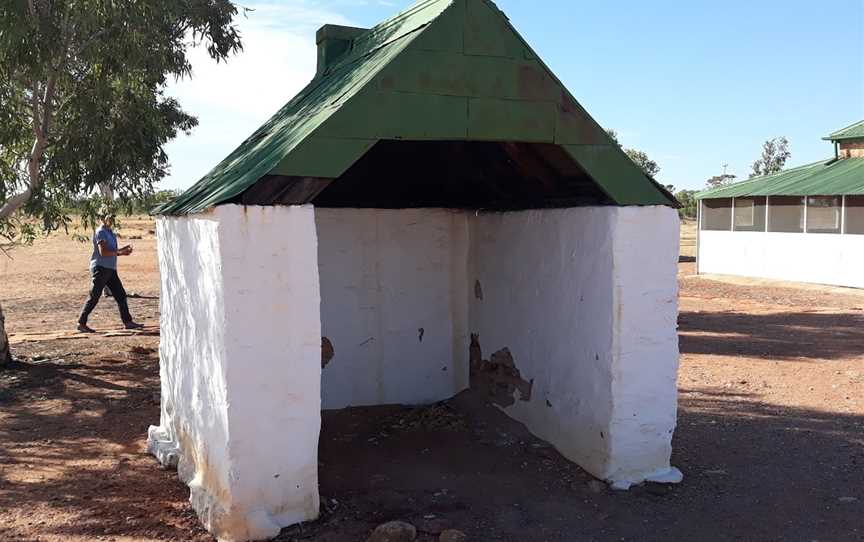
[2,76,52,222]
[0,180,38,221]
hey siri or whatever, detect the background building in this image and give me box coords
[696,120,864,288]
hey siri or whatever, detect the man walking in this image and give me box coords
[77,212,144,333]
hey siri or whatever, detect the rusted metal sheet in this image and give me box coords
[408,0,464,53]
[555,94,610,146]
[270,137,376,179]
[464,0,527,58]
[316,91,470,140]
[378,51,559,102]
[468,98,556,142]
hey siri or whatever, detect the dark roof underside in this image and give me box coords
[231,141,615,209]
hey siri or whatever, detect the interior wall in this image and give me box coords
[316,208,470,409]
[466,206,681,487]
[466,208,617,477]
[698,231,864,289]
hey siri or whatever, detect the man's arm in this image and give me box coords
[97,241,132,257]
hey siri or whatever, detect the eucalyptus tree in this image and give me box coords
[751,137,791,178]
[0,0,245,367]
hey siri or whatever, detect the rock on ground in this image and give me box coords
[367,521,417,542]
[440,529,468,541]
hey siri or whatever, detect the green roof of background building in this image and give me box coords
[696,157,864,199]
[155,0,674,215]
[824,120,864,141]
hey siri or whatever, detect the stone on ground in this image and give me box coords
[367,521,417,542]
[440,529,468,541]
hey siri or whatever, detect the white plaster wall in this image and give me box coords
[150,205,322,542]
[467,208,616,476]
[607,206,682,487]
[149,213,232,513]
[698,231,864,289]
[467,207,681,488]
[151,202,681,542]
[316,208,470,409]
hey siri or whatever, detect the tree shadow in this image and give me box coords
[679,310,864,360]
[0,343,213,541]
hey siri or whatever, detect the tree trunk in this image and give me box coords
[0,301,11,368]
[99,182,114,200]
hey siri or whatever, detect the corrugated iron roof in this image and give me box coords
[157,0,452,215]
[696,158,864,199]
[824,120,864,141]
[157,0,674,215]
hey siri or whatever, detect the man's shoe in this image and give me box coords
[77,323,96,334]
[124,321,144,330]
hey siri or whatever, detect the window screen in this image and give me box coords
[767,196,804,233]
[846,196,864,235]
[733,196,767,231]
[807,196,842,234]
[701,198,732,231]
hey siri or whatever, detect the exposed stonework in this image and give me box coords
[469,334,534,408]
[322,337,335,368]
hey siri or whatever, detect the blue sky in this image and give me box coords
[163,0,864,192]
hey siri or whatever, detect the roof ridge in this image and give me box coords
[825,119,864,140]
[359,0,450,39]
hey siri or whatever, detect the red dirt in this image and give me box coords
[0,226,862,541]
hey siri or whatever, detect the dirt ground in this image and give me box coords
[1,218,862,542]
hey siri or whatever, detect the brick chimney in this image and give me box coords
[825,120,864,159]
[316,24,367,78]
[838,140,864,159]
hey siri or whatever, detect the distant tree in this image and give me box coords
[675,189,698,219]
[706,174,737,188]
[625,149,661,178]
[0,0,245,368]
[606,129,661,179]
[751,137,791,178]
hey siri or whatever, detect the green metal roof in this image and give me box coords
[157,0,674,215]
[824,120,864,142]
[697,158,864,199]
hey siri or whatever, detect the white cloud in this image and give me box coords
[162,1,353,191]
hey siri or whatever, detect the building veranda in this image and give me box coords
[697,120,864,289]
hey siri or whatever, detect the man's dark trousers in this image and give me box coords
[79,266,132,325]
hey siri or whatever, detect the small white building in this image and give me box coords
[697,121,864,289]
[147,1,682,540]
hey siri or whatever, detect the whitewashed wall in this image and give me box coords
[698,231,864,289]
[467,207,681,489]
[152,204,681,541]
[316,208,470,409]
[607,207,682,487]
[149,205,322,542]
